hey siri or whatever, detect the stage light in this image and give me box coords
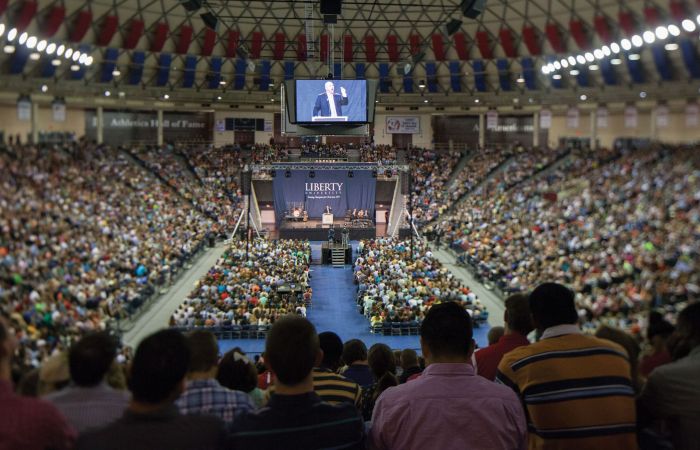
[418,80,426,88]
[309,170,315,178]
[348,170,354,178]
[285,170,291,178]
[446,18,462,36]
[201,12,218,30]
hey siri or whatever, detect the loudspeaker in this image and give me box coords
[446,19,463,36]
[320,0,342,15]
[179,0,202,12]
[461,0,486,19]
[200,12,217,30]
[241,171,252,195]
[401,173,409,194]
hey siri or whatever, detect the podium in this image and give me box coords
[312,116,348,122]
[322,213,334,225]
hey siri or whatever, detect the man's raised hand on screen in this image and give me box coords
[340,86,347,97]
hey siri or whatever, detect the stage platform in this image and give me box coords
[279,219,376,241]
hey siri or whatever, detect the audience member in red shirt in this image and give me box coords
[640,312,675,379]
[0,315,76,450]
[474,294,534,381]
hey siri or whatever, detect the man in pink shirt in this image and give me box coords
[369,302,527,450]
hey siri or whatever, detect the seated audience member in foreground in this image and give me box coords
[397,349,422,383]
[45,332,129,433]
[229,316,365,450]
[497,283,637,450]
[217,348,266,408]
[487,326,505,346]
[361,344,398,421]
[78,329,226,450]
[370,302,527,450]
[638,302,700,450]
[342,339,374,388]
[176,331,255,426]
[475,294,533,381]
[0,315,76,450]
[639,312,674,379]
[313,331,362,406]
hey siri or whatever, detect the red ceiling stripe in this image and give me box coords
[69,10,92,43]
[593,15,613,43]
[569,19,590,50]
[432,34,445,61]
[365,35,376,63]
[454,32,468,60]
[251,31,263,59]
[151,22,169,52]
[545,23,566,53]
[0,0,8,17]
[15,0,38,32]
[409,34,421,56]
[226,30,240,58]
[618,11,636,36]
[201,28,217,56]
[273,33,285,60]
[176,25,193,54]
[123,19,144,50]
[644,7,660,25]
[42,5,65,38]
[522,25,541,55]
[96,15,118,47]
[387,35,399,62]
[344,35,353,62]
[669,1,686,21]
[476,31,492,59]
[499,28,517,57]
[296,34,307,61]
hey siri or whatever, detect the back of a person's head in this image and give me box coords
[342,339,368,366]
[529,283,578,330]
[487,326,505,345]
[68,332,119,387]
[400,349,418,369]
[595,326,640,361]
[318,331,343,370]
[368,344,395,379]
[677,302,700,347]
[129,329,190,404]
[647,311,675,341]
[505,293,535,336]
[265,315,319,386]
[217,349,257,392]
[420,302,473,358]
[185,330,219,373]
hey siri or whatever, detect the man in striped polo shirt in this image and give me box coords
[313,331,362,407]
[497,283,637,449]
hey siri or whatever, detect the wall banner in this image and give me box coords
[596,107,609,129]
[385,116,420,134]
[486,110,499,130]
[539,109,552,129]
[624,106,638,128]
[566,107,579,129]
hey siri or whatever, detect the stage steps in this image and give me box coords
[331,247,347,267]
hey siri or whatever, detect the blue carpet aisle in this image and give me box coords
[220,266,491,356]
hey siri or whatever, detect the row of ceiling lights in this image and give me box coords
[541,18,700,78]
[0,23,93,71]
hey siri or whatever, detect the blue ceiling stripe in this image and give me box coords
[100,48,119,83]
[182,55,197,88]
[497,58,511,91]
[284,61,295,80]
[355,63,365,79]
[128,51,145,85]
[521,58,536,90]
[626,53,645,84]
[651,44,672,81]
[234,59,246,90]
[449,61,461,92]
[260,60,271,91]
[473,60,487,92]
[426,62,438,93]
[680,38,700,79]
[600,58,617,85]
[156,53,172,86]
[379,63,390,93]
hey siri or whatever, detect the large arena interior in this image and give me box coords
[1,0,700,449]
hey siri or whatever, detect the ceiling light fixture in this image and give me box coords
[553,74,562,80]
[668,24,681,36]
[570,69,580,76]
[79,54,87,64]
[0,24,4,37]
[665,42,679,51]
[584,52,595,62]
[568,56,576,66]
[29,52,40,60]
[655,26,669,40]
[474,98,480,103]
[602,45,611,56]
[26,36,37,49]
[37,39,47,52]
[682,19,696,32]
[46,43,56,54]
[85,56,93,66]
[576,55,586,64]
[631,35,644,47]
[610,58,622,65]
[18,32,28,45]
[3,45,15,54]
[56,44,65,56]
[580,94,587,101]
[41,84,48,92]
[7,28,17,42]
[643,31,656,44]
[64,48,73,59]
[640,91,647,98]
[589,64,599,71]
[561,59,569,68]
[593,49,604,59]
[51,59,61,66]
[163,94,170,99]
[621,39,632,51]
[629,53,641,60]
[610,42,621,53]
[70,64,80,71]
[112,69,121,77]
[104,90,111,97]
[553,61,561,70]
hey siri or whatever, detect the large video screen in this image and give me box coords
[295,80,367,123]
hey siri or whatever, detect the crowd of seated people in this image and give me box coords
[360,144,397,164]
[4,284,698,450]
[408,148,461,226]
[178,145,244,200]
[442,144,699,332]
[128,145,241,233]
[0,142,213,368]
[300,144,348,159]
[170,238,312,332]
[250,144,289,164]
[449,146,515,201]
[353,238,487,330]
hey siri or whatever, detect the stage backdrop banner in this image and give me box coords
[273,170,375,223]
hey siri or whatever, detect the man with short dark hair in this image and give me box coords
[497,283,637,450]
[175,330,255,426]
[370,302,526,450]
[229,316,364,450]
[639,302,700,450]
[313,331,361,406]
[486,326,505,346]
[0,315,76,450]
[342,338,373,387]
[77,329,226,450]
[45,331,129,432]
[397,349,422,384]
[475,293,533,381]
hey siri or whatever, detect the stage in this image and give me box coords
[278,219,376,241]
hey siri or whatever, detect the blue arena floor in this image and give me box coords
[219,262,490,357]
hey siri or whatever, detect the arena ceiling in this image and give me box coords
[1,0,700,109]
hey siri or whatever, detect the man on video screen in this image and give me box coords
[313,81,348,118]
